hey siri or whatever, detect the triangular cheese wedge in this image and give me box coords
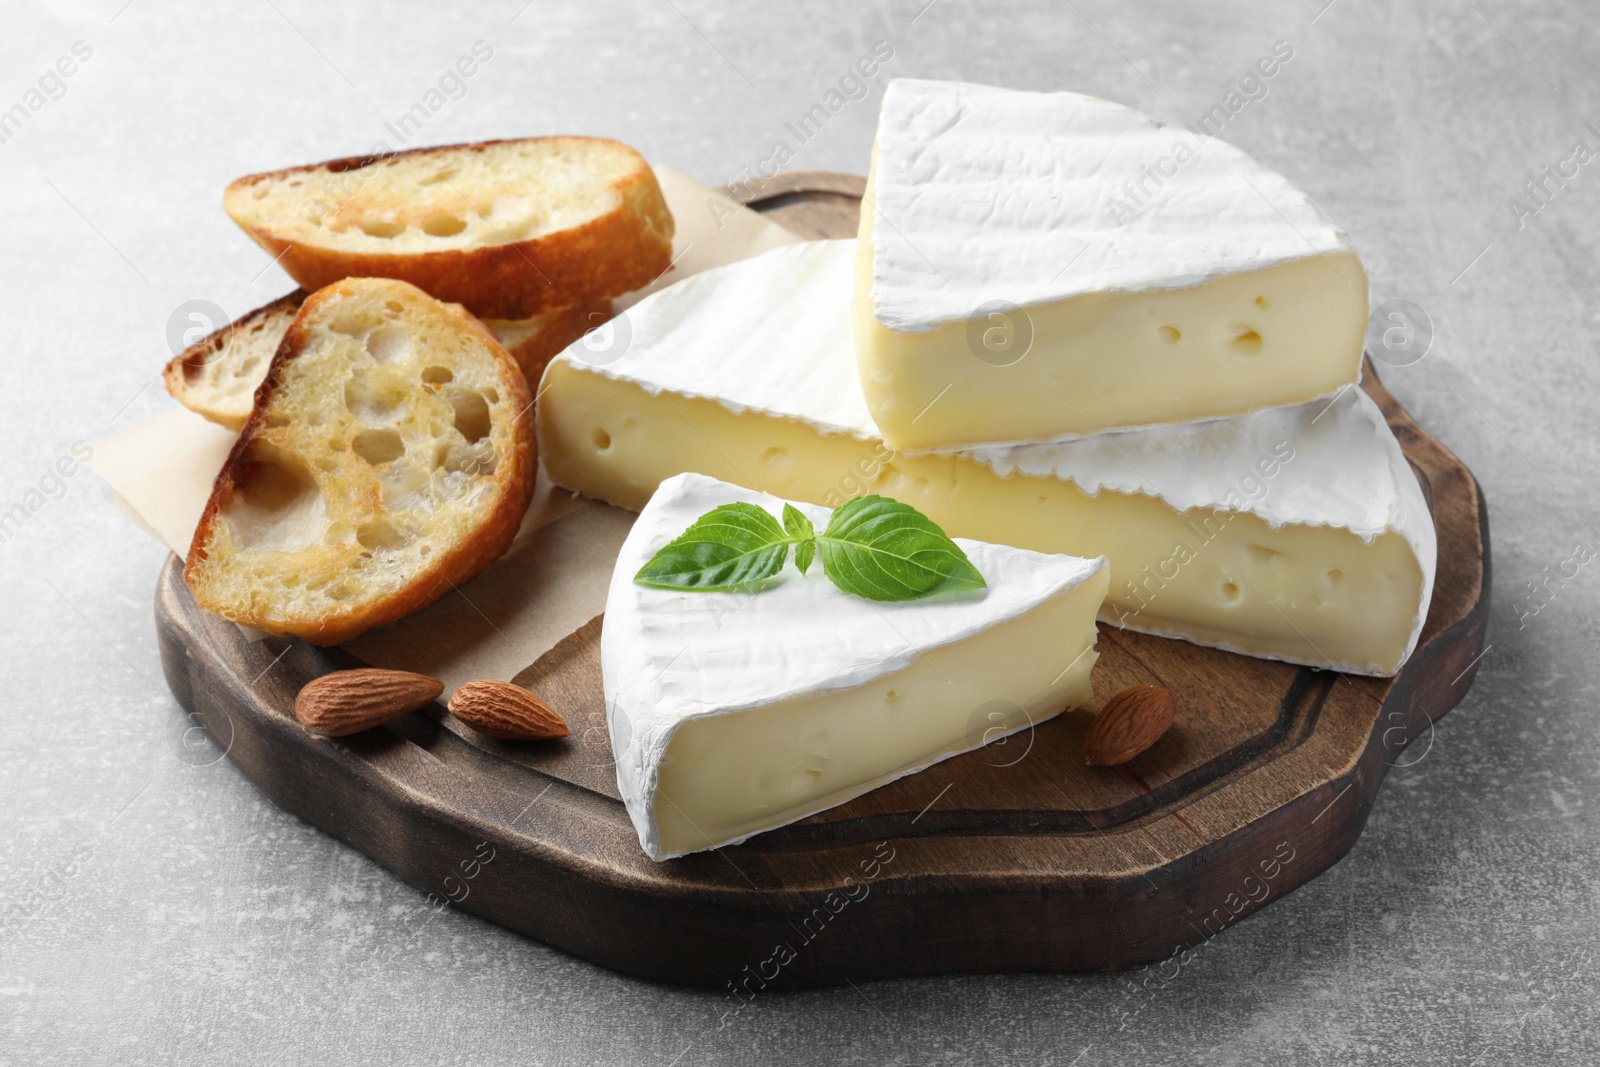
[604,473,1108,860]
[856,79,1369,449]
[540,240,1435,677]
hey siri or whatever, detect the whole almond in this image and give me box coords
[447,680,569,740]
[295,669,444,736]
[1083,684,1175,766]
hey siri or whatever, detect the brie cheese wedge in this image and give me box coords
[856,79,1369,450]
[539,240,1435,676]
[604,472,1109,860]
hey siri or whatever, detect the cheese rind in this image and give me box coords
[856,79,1369,450]
[540,241,1436,676]
[604,473,1108,860]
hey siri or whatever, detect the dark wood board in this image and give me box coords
[155,171,1490,989]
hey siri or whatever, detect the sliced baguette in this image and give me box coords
[165,291,609,430]
[184,278,535,645]
[163,291,305,431]
[223,137,674,319]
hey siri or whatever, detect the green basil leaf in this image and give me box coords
[633,494,981,603]
[783,504,816,574]
[633,502,790,591]
[817,495,986,602]
[781,503,814,542]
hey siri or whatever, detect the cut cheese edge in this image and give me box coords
[539,240,1436,676]
[856,79,1368,450]
[604,473,1108,860]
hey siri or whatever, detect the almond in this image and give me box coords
[447,680,569,741]
[295,669,444,736]
[1083,684,1175,766]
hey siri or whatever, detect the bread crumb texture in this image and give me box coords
[165,290,609,429]
[184,278,534,644]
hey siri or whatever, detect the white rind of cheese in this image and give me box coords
[972,389,1428,550]
[866,79,1356,325]
[856,78,1369,450]
[604,472,1108,861]
[541,241,1436,676]
[570,236,874,441]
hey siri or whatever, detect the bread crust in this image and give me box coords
[224,137,674,320]
[183,280,536,645]
[489,300,613,389]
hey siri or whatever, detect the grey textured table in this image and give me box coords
[4,1,1595,1063]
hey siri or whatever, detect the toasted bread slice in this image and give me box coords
[223,137,674,319]
[165,291,609,430]
[162,291,306,431]
[184,278,535,645]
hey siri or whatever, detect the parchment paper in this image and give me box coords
[89,165,803,695]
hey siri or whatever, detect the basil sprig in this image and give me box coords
[634,495,985,602]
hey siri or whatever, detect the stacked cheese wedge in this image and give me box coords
[538,80,1438,860]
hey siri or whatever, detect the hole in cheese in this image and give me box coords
[1228,326,1263,356]
[790,768,823,793]
[1157,325,1181,344]
[592,427,612,450]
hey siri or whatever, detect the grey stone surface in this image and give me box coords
[2,0,1596,1063]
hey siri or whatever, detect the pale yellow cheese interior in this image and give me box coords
[653,571,1105,857]
[541,362,1425,674]
[854,206,1369,451]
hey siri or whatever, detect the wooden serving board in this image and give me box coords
[156,173,1490,989]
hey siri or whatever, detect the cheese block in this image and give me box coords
[604,472,1109,860]
[855,79,1369,450]
[539,241,1436,676]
